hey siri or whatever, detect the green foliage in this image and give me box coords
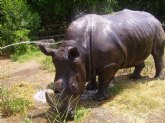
[28,0,118,37]
[74,107,90,122]
[1,0,40,54]
[27,0,164,46]
[117,0,165,22]
[11,48,42,62]
[0,85,31,116]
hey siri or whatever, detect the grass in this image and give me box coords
[11,81,38,106]
[44,91,90,123]
[8,46,55,72]
[11,49,43,63]
[0,60,9,80]
[101,78,165,122]
[6,47,55,72]
[0,82,38,117]
[0,85,30,116]
[10,48,55,71]
[106,78,165,112]
[41,57,55,72]
[74,107,90,122]
[0,71,9,80]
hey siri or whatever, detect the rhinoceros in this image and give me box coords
[38,9,165,116]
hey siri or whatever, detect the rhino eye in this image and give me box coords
[68,47,79,61]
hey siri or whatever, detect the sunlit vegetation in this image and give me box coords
[0,82,38,116]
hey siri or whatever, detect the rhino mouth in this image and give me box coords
[45,90,79,118]
[45,88,65,107]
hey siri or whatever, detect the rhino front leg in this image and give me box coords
[86,76,98,90]
[130,62,145,79]
[95,77,112,101]
[96,64,119,101]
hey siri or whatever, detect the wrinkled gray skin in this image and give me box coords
[39,9,165,117]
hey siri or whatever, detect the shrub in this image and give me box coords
[1,0,40,54]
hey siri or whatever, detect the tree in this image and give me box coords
[27,0,118,37]
[117,0,165,23]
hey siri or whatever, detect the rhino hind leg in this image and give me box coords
[86,76,98,90]
[152,49,164,79]
[129,62,145,79]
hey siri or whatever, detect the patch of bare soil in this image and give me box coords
[79,107,128,123]
[0,58,54,87]
[78,106,165,123]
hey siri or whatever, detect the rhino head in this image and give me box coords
[38,40,87,117]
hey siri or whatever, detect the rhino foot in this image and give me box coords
[95,90,109,101]
[154,74,164,80]
[86,82,98,90]
[129,73,142,79]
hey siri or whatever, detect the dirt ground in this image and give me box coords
[0,57,54,87]
[1,57,165,123]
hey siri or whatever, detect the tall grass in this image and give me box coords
[44,92,90,123]
[0,85,31,116]
[74,107,90,122]
[0,82,38,117]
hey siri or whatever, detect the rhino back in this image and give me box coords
[92,9,164,69]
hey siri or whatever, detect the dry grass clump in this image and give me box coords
[107,54,165,116]
[44,91,91,123]
[11,81,38,106]
[0,81,38,116]
[105,77,165,116]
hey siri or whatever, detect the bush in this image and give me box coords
[1,0,40,54]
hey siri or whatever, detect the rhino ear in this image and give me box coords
[68,47,79,61]
[38,44,55,56]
